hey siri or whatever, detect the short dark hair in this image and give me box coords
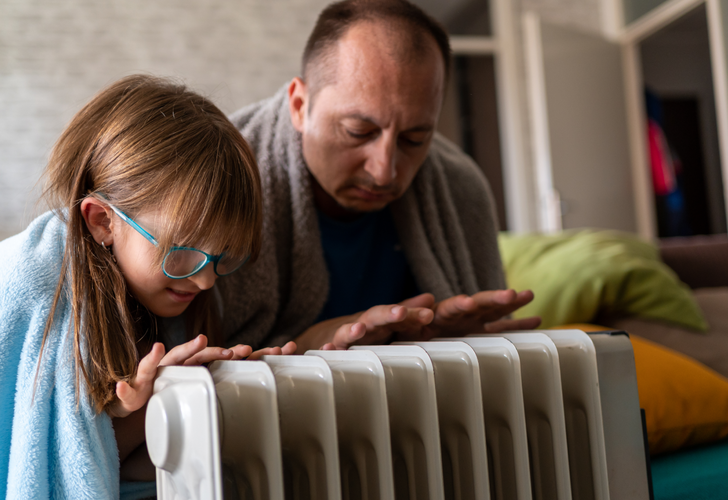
[302,0,451,100]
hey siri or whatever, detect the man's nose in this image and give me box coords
[187,262,217,290]
[365,134,397,186]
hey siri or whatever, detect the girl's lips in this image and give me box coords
[166,288,199,303]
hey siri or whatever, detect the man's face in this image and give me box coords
[289,22,445,216]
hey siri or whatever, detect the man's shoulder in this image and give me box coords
[228,86,289,135]
[426,133,492,196]
[227,85,295,180]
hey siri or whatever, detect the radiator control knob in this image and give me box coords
[145,389,183,472]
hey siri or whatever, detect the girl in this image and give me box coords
[0,75,294,499]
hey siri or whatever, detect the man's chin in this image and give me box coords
[339,197,391,213]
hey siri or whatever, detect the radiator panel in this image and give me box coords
[146,332,650,500]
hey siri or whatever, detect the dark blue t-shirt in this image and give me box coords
[316,207,418,321]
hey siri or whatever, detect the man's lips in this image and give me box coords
[350,186,395,201]
[166,288,199,303]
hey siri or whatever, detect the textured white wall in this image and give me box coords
[0,0,328,238]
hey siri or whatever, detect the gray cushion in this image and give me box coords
[605,288,728,378]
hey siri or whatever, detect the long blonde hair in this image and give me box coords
[41,75,262,413]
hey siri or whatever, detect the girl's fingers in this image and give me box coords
[133,343,166,386]
[182,346,235,366]
[246,342,297,359]
[229,344,253,360]
[280,341,297,355]
[114,380,145,416]
[159,334,208,366]
[247,346,282,360]
[116,380,133,404]
[111,342,166,418]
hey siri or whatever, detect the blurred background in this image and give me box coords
[2,0,727,241]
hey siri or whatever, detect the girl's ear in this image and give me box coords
[80,197,115,246]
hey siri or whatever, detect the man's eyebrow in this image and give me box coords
[404,124,435,133]
[341,113,434,133]
[341,113,378,125]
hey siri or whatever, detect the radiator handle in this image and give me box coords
[146,366,223,500]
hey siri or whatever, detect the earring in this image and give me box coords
[101,241,117,263]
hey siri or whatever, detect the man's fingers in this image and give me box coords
[433,295,477,321]
[483,316,542,333]
[400,293,435,309]
[159,334,208,366]
[332,322,366,349]
[360,304,434,332]
[467,289,536,322]
[487,289,534,308]
[359,304,407,327]
[409,306,434,325]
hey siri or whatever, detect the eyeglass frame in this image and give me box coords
[100,199,248,279]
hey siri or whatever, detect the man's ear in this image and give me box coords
[80,197,114,246]
[288,77,308,133]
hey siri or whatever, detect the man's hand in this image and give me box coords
[407,289,541,341]
[109,334,252,419]
[295,289,539,352]
[296,294,436,352]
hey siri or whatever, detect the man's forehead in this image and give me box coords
[334,21,443,77]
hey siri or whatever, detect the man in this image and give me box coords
[220,0,540,352]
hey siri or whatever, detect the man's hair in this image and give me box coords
[302,0,451,102]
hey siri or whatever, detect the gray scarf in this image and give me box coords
[220,86,505,349]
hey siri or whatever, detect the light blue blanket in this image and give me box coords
[0,212,120,499]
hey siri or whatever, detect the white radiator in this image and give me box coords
[145,330,652,500]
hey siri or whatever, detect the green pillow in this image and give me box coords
[498,230,708,331]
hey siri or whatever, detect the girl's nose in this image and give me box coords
[187,262,217,290]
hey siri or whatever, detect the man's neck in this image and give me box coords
[310,173,363,222]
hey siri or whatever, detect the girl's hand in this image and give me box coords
[110,334,253,418]
[246,341,297,360]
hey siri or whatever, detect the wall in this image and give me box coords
[0,0,328,239]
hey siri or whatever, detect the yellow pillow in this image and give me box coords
[554,325,728,455]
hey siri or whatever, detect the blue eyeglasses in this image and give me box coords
[104,201,248,279]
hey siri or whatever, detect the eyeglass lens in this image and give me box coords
[163,249,245,278]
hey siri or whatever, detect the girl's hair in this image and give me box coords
[41,74,262,413]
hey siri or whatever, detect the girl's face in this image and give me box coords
[110,210,218,318]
